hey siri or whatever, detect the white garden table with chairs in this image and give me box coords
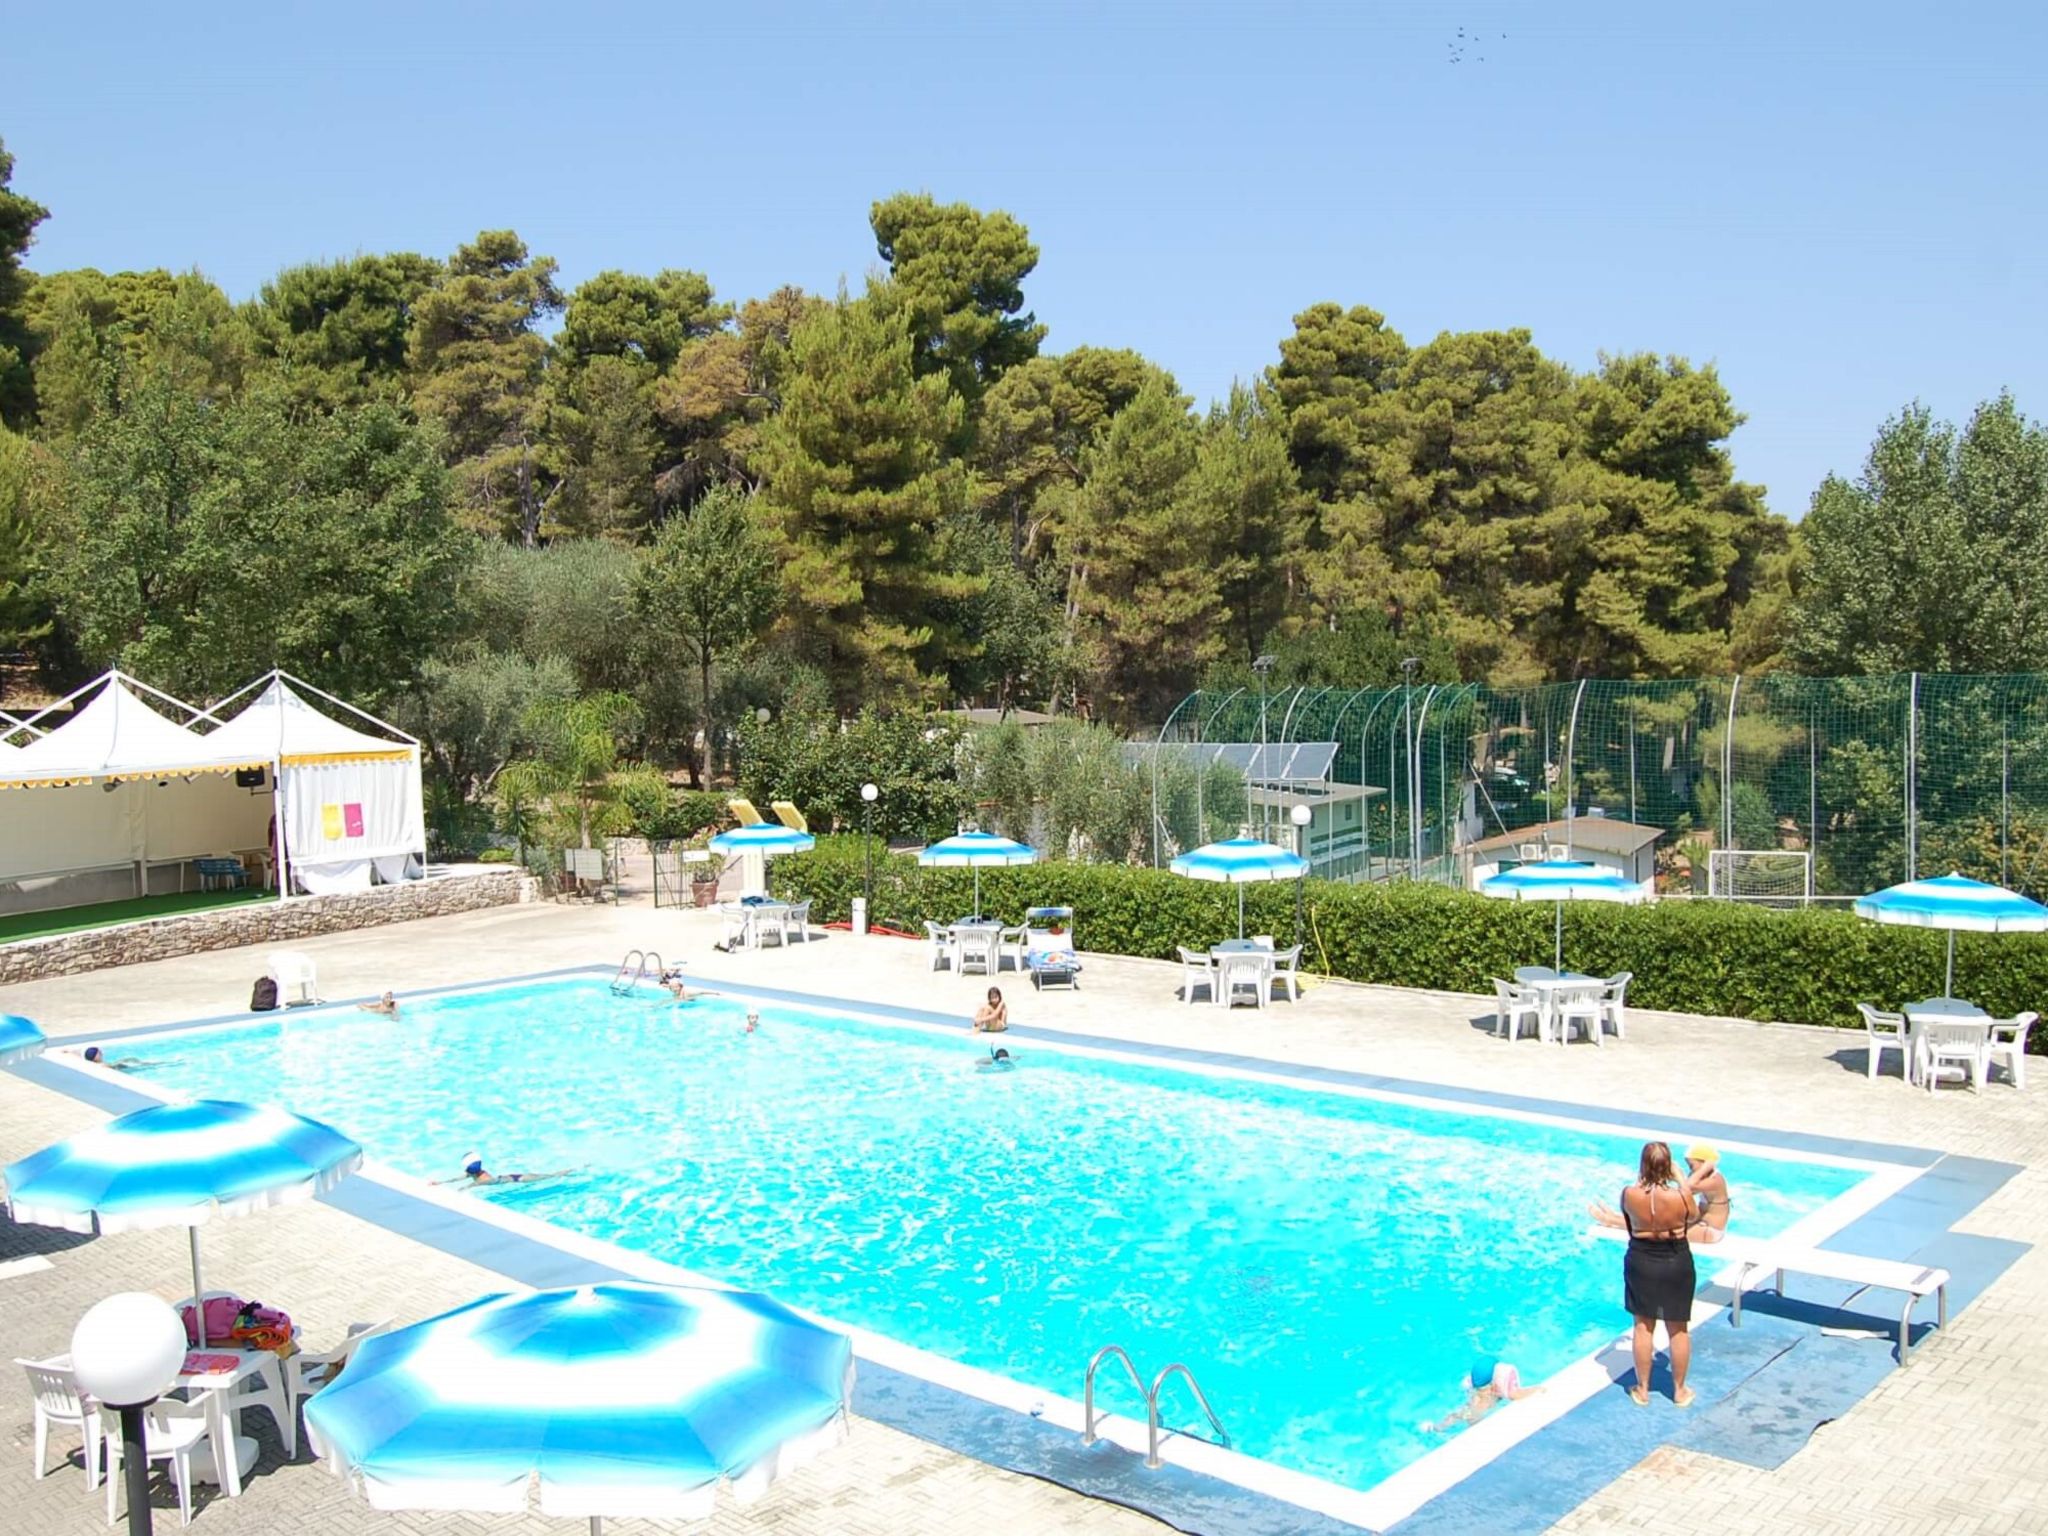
[1854,873,2048,1092]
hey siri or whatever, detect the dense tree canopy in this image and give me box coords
[1786,396,2048,674]
[6,131,2037,859]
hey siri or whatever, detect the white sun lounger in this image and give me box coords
[1589,1227,1951,1362]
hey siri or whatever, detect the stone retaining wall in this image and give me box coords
[0,869,534,985]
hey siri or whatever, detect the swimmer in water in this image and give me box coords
[977,1046,1015,1071]
[438,1154,578,1188]
[1422,1358,1542,1433]
[81,1046,169,1072]
[359,991,400,1017]
[662,971,689,1001]
[745,1010,759,1033]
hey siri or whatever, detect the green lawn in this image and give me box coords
[0,887,272,945]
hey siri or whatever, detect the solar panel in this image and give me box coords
[1132,741,1343,785]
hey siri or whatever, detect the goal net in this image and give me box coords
[1708,849,1814,904]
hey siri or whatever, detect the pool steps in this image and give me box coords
[609,949,665,995]
[1083,1344,1231,1466]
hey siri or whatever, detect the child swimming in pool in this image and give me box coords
[439,1154,580,1188]
[1422,1357,1542,1432]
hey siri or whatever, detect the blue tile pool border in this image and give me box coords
[8,962,2026,1536]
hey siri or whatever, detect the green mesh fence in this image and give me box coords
[1147,674,2048,901]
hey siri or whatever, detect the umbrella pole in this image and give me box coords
[1238,885,1246,940]
[591,1519,603,1536]
[1554,903,1564,972]
[189,1228,207,1346]
[1946,930,1955,998]
[974,865,982,921]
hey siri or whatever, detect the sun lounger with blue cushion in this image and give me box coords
[1023,906,1081,990]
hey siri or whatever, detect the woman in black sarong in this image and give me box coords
[1621,1140,1701,1406]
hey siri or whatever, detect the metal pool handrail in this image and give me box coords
[1083,1345,1230,1468]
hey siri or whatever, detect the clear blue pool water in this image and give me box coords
[132,976,1866,1493]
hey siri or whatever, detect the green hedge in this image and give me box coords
[772,836,2048,1035]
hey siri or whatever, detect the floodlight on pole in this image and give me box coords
[72,1292,187,1536]
[1290,802,1313,947]
[1252,655,1277,841]
[860,782,879,926]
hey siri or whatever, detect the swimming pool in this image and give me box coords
[128,975,1869,1498]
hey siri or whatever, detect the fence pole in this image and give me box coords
[1723,675,1741,851]
[1907,672,1919,880]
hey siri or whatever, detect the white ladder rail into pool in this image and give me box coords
[1082,1345,1230,1466]
[610,950,664,995]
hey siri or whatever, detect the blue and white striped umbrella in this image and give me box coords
[1170,838,1309,938]
[0,1013,44,1066]
[1478,859,1649,970]
[1854,872,2048,996]
[916,831,1038,918]
[3,1099,361,1343]
[706,824,816,857]
[305,1282,853,1532]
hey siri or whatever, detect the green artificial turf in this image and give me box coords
[0,887,272,945]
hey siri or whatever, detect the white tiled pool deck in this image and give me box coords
[3,899,2045,1534]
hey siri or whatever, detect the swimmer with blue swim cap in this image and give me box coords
[437,1153,580,1188]
[1421,1354,1541,1432]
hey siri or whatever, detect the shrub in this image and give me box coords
[770,836,2048,1032]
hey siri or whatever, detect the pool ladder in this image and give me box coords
[1082,1345,1229,1467]
[610,949,665,995]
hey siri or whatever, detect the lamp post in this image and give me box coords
[71,1292,188,1536]
[1290,802,1312,949]
[1252,654,1277,841]
[860,782,879,933]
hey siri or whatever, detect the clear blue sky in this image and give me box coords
[8,0,2044,517]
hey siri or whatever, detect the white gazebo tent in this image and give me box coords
[0,670,424,915]
[198,673,425,896]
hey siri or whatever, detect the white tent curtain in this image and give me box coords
[0,670,424,912]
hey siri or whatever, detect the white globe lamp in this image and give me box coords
[72,1292,188,1535]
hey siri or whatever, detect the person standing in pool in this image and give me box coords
[1590,1145,1729,1245]
[1620,1140,1699,1407]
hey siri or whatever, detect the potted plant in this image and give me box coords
[686,840,726,908]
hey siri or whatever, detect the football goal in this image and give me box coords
[1707,848,1814,904]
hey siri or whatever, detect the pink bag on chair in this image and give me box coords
[181,1296,248,1346]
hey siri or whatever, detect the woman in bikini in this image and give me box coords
[1621,1140,1699,1407]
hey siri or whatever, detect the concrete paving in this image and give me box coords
[3,896,2044,1534]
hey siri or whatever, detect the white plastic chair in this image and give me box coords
[956,927,999,977]
[1492,979,1543,1043]
[1218,954,1270,1009]
[1176,947,1214,1004]
[999,925,1030,972]
[925,921,954,972]
[1598,972,1632,1040]
[17,1355,101,1487]
[265,949,320,1006]
[1269,945,1303,1002]
[1986,1011,2037,1089]
[1855,1003,1911,1082]
[284,1320,390,1457]
[780,900,813,945]
[100,1398,212,1528]
[1552,982,1604,1046]
[1921,1019,1989,1094]
[719,903,754,950]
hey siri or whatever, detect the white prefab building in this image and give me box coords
[0,670,425,916]
[1461,815,1664,892]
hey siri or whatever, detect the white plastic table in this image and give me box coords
[175,1348,281,1495]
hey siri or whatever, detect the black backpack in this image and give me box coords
[250,976,279,1011]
